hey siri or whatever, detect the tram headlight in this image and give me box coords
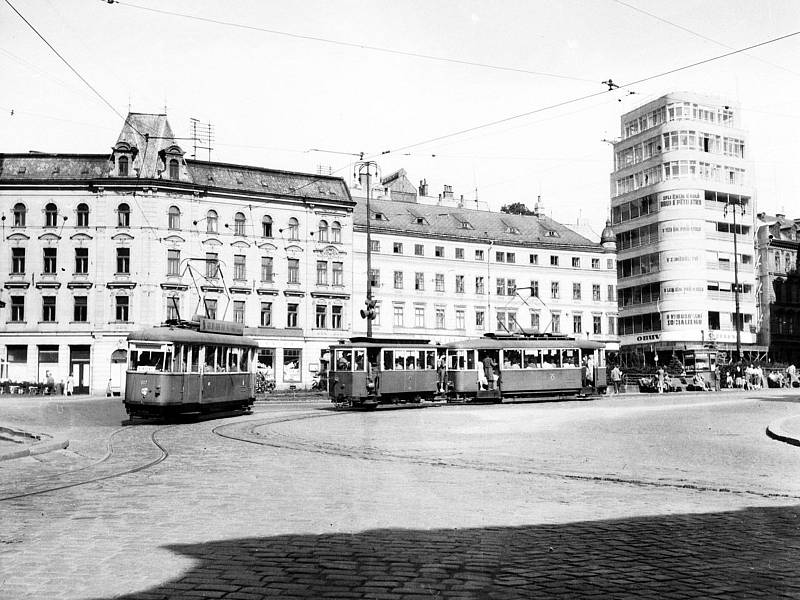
[140,387,149,397]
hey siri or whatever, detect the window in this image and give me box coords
[369,269,380,288]
[318,220,329,243]
[550,255,559,266]
[551,281,560,299]
[476,309,485,330]
[287,259,300,284]
[331,221,341,243]
[607,259,614,270]
[573,315,582,334]
[74,296,87,322]
[393,242,403,254]
[592,258,600,269]
[332,262,343,286]
[496,251,505,263]
[572,257,581,269]
[42,297,56,322]
[287,217,299,240]
[43,248,57,274]
[415,272,424,291]
[370,239,380,252]
[607,285,615,302]
[45,203,58,228]
[393,305,404,327]
[436,308,445,328]
[593,315,602,334]
[115,295,129,322]
[206,210,218,233]
[233,300,245,324]
[507,279,516,296]
[456,309,465,330]
[507,253,516,264]
[592,284,601,301]
[77,203,89,227]
[530,253,539,265]
[75,248,88,274]
[530,280,539,297]
[118,155,128,176]
[455,248,464,259]
[475,276,485,294]
[314,304,326,328]
[205,299,217,320]
[331,305,343,329]
[13,203,26,227]
[415,307,425,327]
[435,246,444,258]
[262,215,273,237]
[260,302,272,327]
[166,295,179,321]
[607,316,616,335]
[287,303,299,327]
[455,275,465,293]
[316,261,328,285]
[206,253,219,278]
[234,254,246,280]
[261,257,273,283]
[530,311,540,332]
[394,271,403,289]
[573,283,582,300]
[414,244,424,256]
[496,278,506,296]
[167,249,180,276]
[435,273,445,292]
[117,203,130,228]
[116,247,130,274]
[12,248,25,274]
[475,249,484,261]
[10,296,24,322]
[552,313,561,333]
[168,206,181,230]
[234,212,246,236]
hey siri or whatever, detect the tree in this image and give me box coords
[500,202,534,216]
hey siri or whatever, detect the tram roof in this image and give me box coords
[445,337,605,350]
[127,326,260,348]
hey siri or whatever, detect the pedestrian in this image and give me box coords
[66,373,74,396]
[436,356,447,394]
[656,365,665,394]
[482,355,496,390]
[45,370,55,395]
[610,364,622,394]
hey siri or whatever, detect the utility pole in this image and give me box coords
[356,161,379,338]
[725,196,746,362]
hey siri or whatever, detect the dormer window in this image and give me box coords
[373,212,385,221]
[545,230,559,237]
[169,159,179,180]
[118,156,129,177]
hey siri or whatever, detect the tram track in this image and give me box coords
[0,425,173,502]
[214,411,800,502]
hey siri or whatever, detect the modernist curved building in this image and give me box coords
[611,92,763,366]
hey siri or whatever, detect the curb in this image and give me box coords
[0,438,69,462]
[766,416,800,448]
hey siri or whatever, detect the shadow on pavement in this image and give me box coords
[92,504,800,599]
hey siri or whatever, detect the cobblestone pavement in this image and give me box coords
[1,392,799,599]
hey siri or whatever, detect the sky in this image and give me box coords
[1,0,799,231]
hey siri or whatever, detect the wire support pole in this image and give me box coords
[356,161,379,338]
[726,199,745,362]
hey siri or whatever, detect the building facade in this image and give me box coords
[349,171,619,350]
[610,92,762,366]
[0,113,354,392]
[756,213,800,363]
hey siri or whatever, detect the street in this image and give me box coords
[1,391,800,599]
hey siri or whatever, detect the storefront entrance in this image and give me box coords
[70,345,91,394]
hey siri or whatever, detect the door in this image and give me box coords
[70,345,91,394]
[109,349,127,396]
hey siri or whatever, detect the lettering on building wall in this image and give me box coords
[636,333,661,342]
[664,312,703,328]
[659,191,702,208]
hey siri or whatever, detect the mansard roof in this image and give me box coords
[353,196,601,250]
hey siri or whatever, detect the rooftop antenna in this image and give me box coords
[190,117,214,161]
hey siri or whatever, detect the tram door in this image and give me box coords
[477,349,500,390]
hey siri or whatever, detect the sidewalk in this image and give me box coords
[766,414,800,447]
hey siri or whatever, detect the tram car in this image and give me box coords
[328,337,439,408]
[124,318,258,419]
[444,333,607,401]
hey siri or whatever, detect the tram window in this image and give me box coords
[189,346,199,372]
[466,350,475,370]
[132,350,166,372]
[447,351,458,370]
[415,351,426,370]
[524,350,541,369]
[393,351,405,370]
[353,349,366,371]
[239,348,249,372]
[406,353,417,370]
[204,346,216,372]
[562,349,579,368]
[172,344,183,373]
[542,349,561,368]
[336,349,352,371]
[504,349,522,369]
[426,351,436,370]
[228,349,240,373]
[383,350,394,371]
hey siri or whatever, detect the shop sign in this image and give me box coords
[659,190,702,209]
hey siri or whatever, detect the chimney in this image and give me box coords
[419,179,428,196]
[776,213,786,220]
[533,195,542,218]
[443,185,453,200]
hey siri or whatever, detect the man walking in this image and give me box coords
[611,364,622,394]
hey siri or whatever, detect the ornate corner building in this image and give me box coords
[0,113,354,393]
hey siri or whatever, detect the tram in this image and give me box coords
[124,318,258,419]
[445,333,607,401]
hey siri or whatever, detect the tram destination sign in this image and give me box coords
[198,317,245,336]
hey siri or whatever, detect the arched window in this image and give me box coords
[118,203,130,228]
[287,217,299,240]
[776,252,782,272]
[76,203,89,227]
[168,206,181,230]
[331,221,342,244]
[118,156,129,177]
[317,220,328,243]
[168,159,179,180]
[45,203,58,228]
[262,215,272,238]
[206,210,218,234]
[12,203,26,227]
[234,212,246,236]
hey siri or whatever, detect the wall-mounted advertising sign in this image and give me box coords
[659,190,703,210]
[663,311,704,329]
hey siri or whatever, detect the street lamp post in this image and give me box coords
[356,161,379,338]
[724,197,746,362]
